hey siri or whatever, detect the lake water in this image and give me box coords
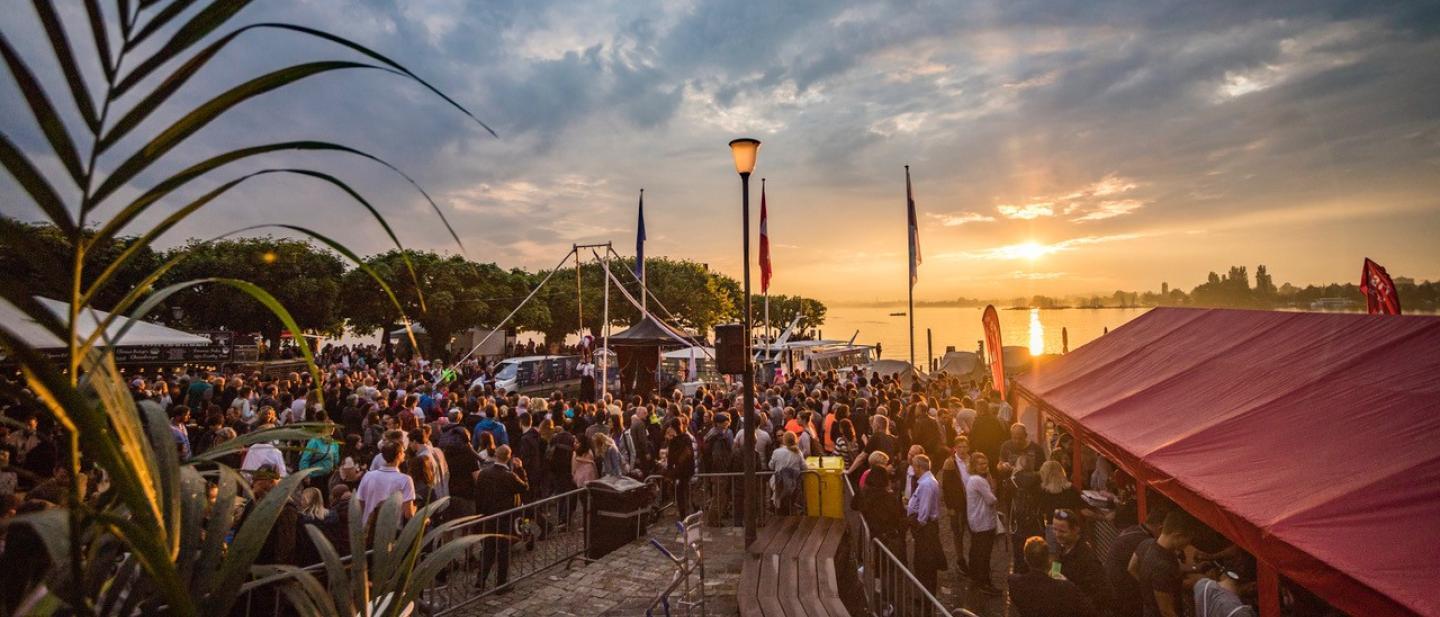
[813,305,1151,363]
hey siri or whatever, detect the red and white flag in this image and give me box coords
[1360,257,1401,315]
[760,179,773,294]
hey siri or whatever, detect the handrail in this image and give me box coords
[872,537,971,617]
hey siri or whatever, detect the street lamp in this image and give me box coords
[729,137,761,546]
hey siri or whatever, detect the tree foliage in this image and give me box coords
[0,216,161,310]
[160,238,345,348]
[340,251,539,357]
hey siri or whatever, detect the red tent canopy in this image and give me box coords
[1014,308,1440,617]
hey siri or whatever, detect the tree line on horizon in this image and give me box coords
[0,218,828,357]
[908,263,1440,312]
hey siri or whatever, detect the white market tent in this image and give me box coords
[0,297,212,349]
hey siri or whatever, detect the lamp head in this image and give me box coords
[728,138,761,175]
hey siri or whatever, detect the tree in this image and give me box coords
[0,216,161,311]
[760,294,828,334]
[1255,265,1277,297]
[341,251,526,357]
[161,238,345,352]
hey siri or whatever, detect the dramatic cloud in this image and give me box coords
[1,0,1437,302]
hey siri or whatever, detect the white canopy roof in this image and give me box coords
[662,346,714,359]
[0,297,212,349]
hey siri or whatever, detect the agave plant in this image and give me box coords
[255,495,486,617]
[0,1,491,615]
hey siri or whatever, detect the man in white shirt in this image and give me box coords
[285,392,309,424]
[906,454,945,593]
[241,440,288,478]
[734,424,773,461]
[357,440,417,524]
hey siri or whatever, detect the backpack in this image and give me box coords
[702,431,734,473]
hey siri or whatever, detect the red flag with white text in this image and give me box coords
[1360,258,1401,315]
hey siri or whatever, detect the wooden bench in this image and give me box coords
[738,516,852,617]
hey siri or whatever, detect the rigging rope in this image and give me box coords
[445,246,579,378]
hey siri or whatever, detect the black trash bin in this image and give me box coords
[586,476,656,559]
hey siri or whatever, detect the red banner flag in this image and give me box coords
[760,179,772,294]
[982,304,1006,398]
[1360,257,1401,315]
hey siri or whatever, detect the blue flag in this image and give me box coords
[635,189,646,280]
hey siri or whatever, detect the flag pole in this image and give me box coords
[601,246,611,402]
[639,188,648,318]
[762,178,771,361]
[907,165,916,371]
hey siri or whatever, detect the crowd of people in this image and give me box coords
[1,341,1282,617]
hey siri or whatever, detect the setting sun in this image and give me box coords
[1015,242,1048,260]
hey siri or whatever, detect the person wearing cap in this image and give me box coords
[1194,566,1256,617]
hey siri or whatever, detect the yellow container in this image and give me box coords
[803,456,845,519]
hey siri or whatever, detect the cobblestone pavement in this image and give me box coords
[449,523,746,617]
[933,509,1016,617]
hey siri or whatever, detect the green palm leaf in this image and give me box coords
[114,0,250,94]
[82,0,115,81]
[127,0,199,50]
[0,131,76,236]
[0,33,85,188]
[93,60,382,206]
[115,277,325,403]
[105,22,496,154]
[209,469,310,617]
[31,0,101,132]
[83,168,427,316]
[302,524,353,614]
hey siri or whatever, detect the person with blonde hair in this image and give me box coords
[769,431,807,514]
[1037,459,1091,524]
[297,486,328,521]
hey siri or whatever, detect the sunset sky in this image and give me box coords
[2,1,1438,303]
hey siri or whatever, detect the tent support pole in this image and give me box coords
[1136,479,1148,523]
[1258,561,1280,617]
[1071,433,1085,489]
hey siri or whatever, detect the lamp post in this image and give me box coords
[729,137,761,547]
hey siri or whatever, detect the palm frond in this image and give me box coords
[82,0,115,81]
[0,33,86,188]
[115,0,249,91]
[127,0,199,50]
[114,277,324,403]
[93,60,383,207]
[82,167,425,316]
[31,0,101,132]
[207,468,309,617]
[0,131,76,236]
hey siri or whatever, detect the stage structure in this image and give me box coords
[448,243,714,402]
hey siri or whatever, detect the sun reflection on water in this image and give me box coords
[1029,308,1045,355]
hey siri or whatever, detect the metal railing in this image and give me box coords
[422,487,592,615]
[690,470,780,527]
[644,511,708,617]
[870,537,970,617]
[845,474,980,617]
